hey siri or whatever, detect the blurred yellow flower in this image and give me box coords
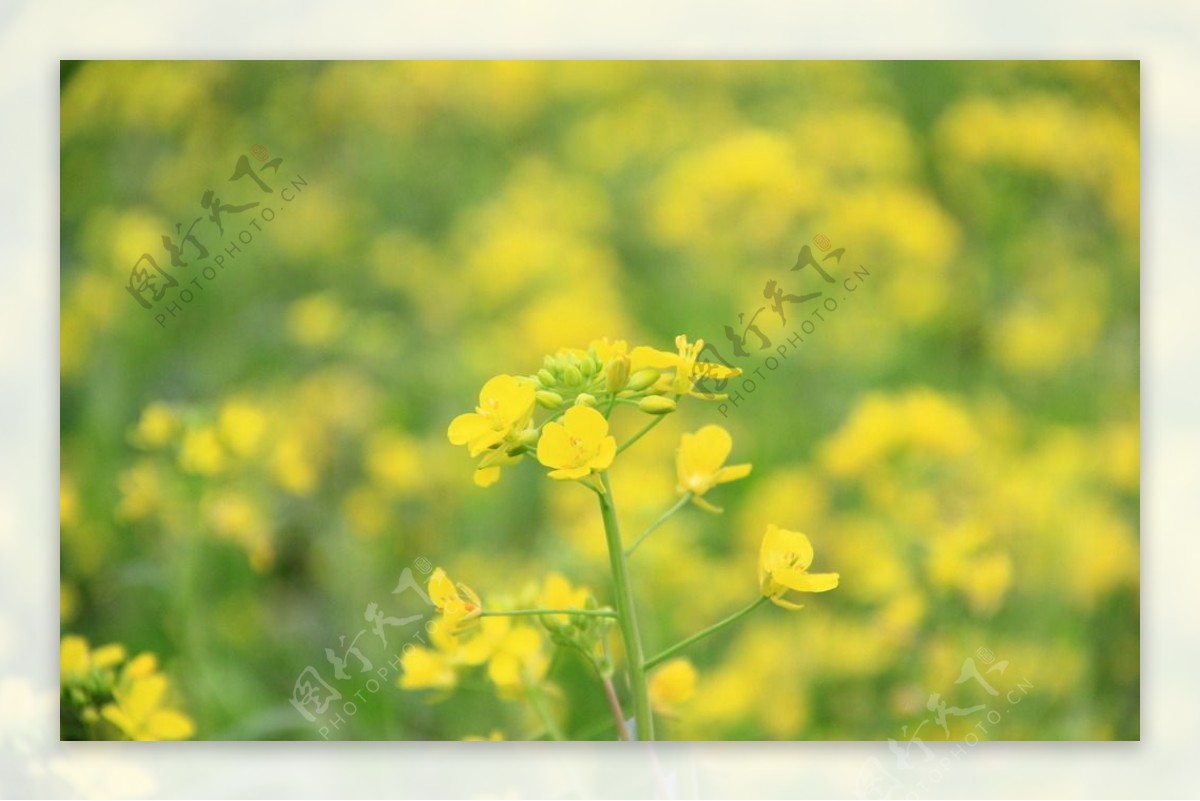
[270,432,319,496]
[204,491,274,572]
[60,635,125,683]
[676,425,752,512]
[101,669,195,741]
[286,292,348,347]
[398,646,458,692]
[486,626,547,698]
[758,525,840,610]
[61,637,193,741]
[177,427,226,476]
[428,568,483,634]
[537,572,591,626]
[649,658,697,716]
[536,406,615,480]
[448,374,537,458]
[365,430,425,494]
[116,460,162,521]
[129,402,180,450]
[218,400,267,458]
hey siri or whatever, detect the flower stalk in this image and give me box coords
[644,596,768,671]
[597,470,655,741]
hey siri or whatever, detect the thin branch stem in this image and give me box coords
[625,492,692,557]
[643,597,768,671]
[479,608,618,620]
[601,674,632,741]
[616,415,665,456]
[523,670,565,741]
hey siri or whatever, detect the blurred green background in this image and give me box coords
[59,60,1139,740]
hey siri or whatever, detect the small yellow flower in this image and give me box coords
[178,426,226,475]
[218,400,267,457]
[758,524,840,610]
[447,375,536,458]
[537,572,591,626]
[60,636,127,685]
[536,406,616,480]
[129,402,180,449]
[428,568,483,634]
[631,334,741,398]
[398,646,458,692]
[676,425,752,512]
[100,667,195,741]
[486,626,547,698]
[649,658,698,716]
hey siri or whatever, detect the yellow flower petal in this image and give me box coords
[145,710,195,740]
[562,405,608,443]
[714,462,752,485]
[473,466,502,487]
[60,636,90,680]
[773,568,840,593]
[447,413,489,445]
[588,435,616,471]
[548,466,591,480]
[629,346,680,371]
[536,421,574,467]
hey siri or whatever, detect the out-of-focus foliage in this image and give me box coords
[59,61,1139,740]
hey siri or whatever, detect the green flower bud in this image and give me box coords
[574,393,597,407]
[536,390,564,410]
[536,368,558,387]
[563,365,583,386]
[637,395,677,415]
[626,368,661,392]
[581,354,600,376]
[516,428,540,447]
[605,355,630,392]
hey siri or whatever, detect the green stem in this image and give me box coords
[597,470,655,741]
[524,670,564,741]
[643,597,768,671]
[625,492,692,557]
[479,608,617,619]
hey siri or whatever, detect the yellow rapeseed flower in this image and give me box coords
[177,426,226,476]
[218,400,267,457]
[537,572,591,626]
[758,524,840,610]
[428,568,483,634]
[631,334,740,398]
[398,646,458,692]
[486,626,547,698]
[60,635,124,683]
[447,375,537,457]
[101,668,195,741]
[649,658,698,716]
[536,406,615,480]
[676,425,752,512]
